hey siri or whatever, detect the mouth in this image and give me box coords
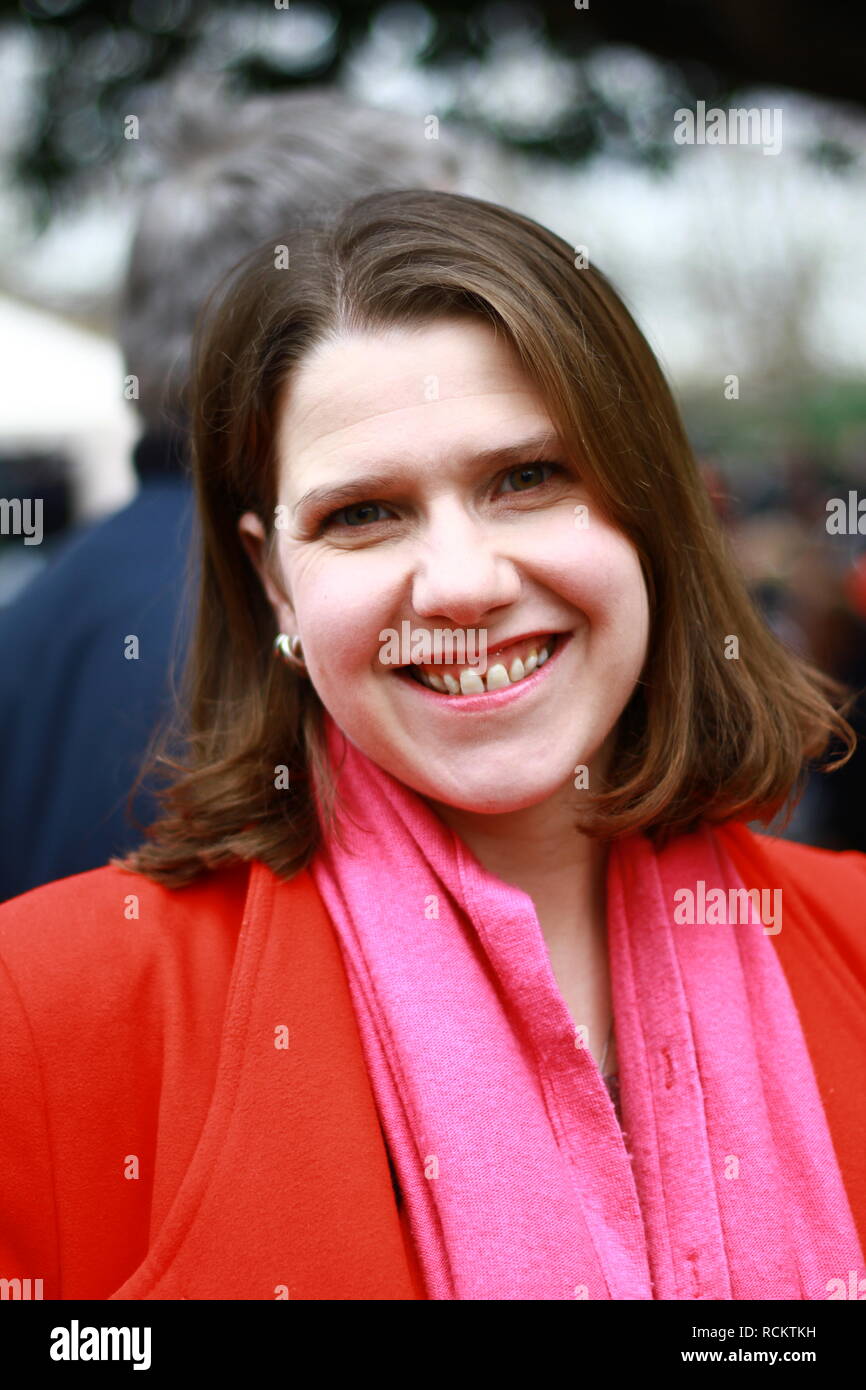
[393,631,570,708]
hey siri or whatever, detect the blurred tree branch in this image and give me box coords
[1,0,862,224]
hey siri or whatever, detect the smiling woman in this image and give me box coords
[236,312,650,832]
[1,189,865,1302]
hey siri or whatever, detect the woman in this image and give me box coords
[1,190,865,1301]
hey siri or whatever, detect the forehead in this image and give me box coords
[274,316,555,491]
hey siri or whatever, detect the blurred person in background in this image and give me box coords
[0,82,481,903]
[727,452,866,851]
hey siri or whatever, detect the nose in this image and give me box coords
[409,504,522,628]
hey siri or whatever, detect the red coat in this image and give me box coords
[1,822,864,1300]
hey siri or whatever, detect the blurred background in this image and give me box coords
[0,0,864,883]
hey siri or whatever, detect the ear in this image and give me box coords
[237,511,298,634]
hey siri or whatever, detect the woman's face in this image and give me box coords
[239,315,650,814]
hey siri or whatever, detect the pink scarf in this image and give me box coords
[309,713,863,1299]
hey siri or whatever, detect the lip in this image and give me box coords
[396,628,567,672]
[482,628,564,661]
[393,631,572,712]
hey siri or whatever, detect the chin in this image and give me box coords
[406,764,575,816]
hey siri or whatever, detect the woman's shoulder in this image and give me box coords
[0,856,254,920]
[0,859,253,1021]
[713,820,866,977]
[714,819,866,891]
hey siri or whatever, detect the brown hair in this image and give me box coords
[114,188,856,887]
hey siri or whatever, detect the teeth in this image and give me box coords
[485,664,510,690]
[410,637,556,696]
[459,669,485,694]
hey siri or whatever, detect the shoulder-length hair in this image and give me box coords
[115,188,856,887]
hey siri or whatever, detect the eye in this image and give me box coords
[328,501,391,529]
[497,462,562,494]
[317,460,567,533]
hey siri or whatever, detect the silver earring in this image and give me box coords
[274,632,306,668]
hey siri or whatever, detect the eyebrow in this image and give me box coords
[292,432,566,524]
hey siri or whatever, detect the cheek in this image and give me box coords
[288,548,397,676]
[548,523,648,628]
[565,540,650,690]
